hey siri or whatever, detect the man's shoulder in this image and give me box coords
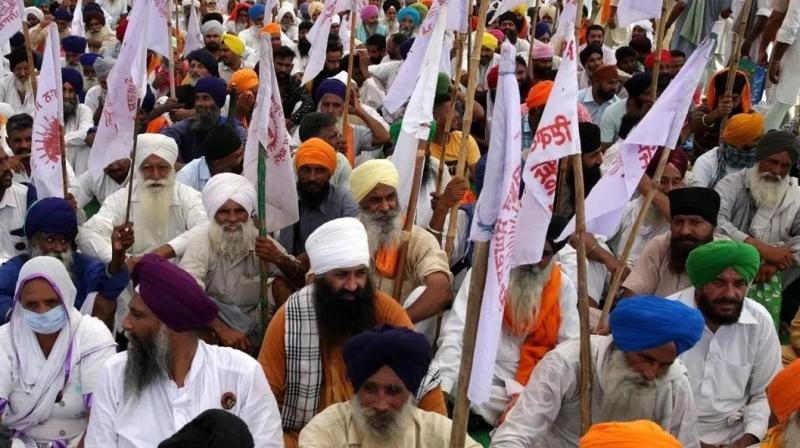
[202,342,262,376]
[102,350,130,374]
[743,298,778,329]
[174,181,204,202]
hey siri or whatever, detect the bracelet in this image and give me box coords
[427,225,443,237]
[700,113,715,128]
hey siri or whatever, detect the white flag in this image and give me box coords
[446,0,467,32]
[468,41,522,404]
[243,32,299,232]
[183,3,203,57]
[301,0,361,85]
[616,0,662,28]
[264,0,278,23]
[146,0,173,57]
[558,37,716,240]
[0,0,24,44]
[491,0,524,24]
[70,0,86,37]
[514,25,580,266]
[88,0,149,178]
[31,24,65,199]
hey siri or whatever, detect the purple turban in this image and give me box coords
[61,68,84,101]
[24,198,78,240]
[186,49,220,78]
[61,35,87,54]
[131,254,218,332]
[343,325,432,395]
[314,78,346,103]
[195,77,227,109]
[610,296,704,356]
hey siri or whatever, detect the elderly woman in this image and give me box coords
[0,257,116,447]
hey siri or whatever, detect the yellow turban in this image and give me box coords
[721,112,764,148]
[295,138,338,173]
[308,1,324,17]
[349,159,400,203]
[262,22,281,37]
[511,4,527,16]
[482,32,498,51]
[580,421,681,447]
[229,68,258,93]
[221,33,245,56]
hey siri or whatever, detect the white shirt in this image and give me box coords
[689,147,743,188]
[175,157,212,192]
[0,74,34,116]
[84,85,105,115]
[64,104,95,177]
[668,287,782,445]
[70,170,128,210]
[0,183,31,264]
[85,341,283,448]
[436,264,579,426]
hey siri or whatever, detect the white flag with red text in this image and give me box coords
[558,37,716,240]
[70,0,85,37]
[243,32,299,232]
[616,0,662,28]
[0,0,25,44]
[146,0,173,58]
[468,41,522,404]
[513,25,580,266]
[87,0,149,178]
[183,3,203,57]
[31,24,65,198]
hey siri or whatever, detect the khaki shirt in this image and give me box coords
[622,232,692,297]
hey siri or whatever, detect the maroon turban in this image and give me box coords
[131,254,218,332]
[646,148,688,178]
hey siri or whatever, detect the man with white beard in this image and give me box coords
[299,325,482,447]
[491,296,705,447]
[61,68,94,176]
[436,215,579,429]
[0,48,35,115]
[762,359,800,447]
[180,173,266,354]
[77,134,209,268]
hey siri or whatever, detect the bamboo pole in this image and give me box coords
[648,1,668,96]
[719,0,754,138]
[341,10,359,166]
[169,0,180,99]
[392,140,428,300]
[123,102,144,225]
[22,22,38,97]
[60,126,68,197]
[435,31,465,197]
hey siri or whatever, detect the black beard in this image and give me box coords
[298,38,311,57]
[297,180,330,208]
[192,106,220,132]
[583,164,602,194]
[313,276,376,348]
[597,88,616,101]
[124,330,168,400]
[533,67,556,81]
[696,292,743,326]
[420,157,433,187]
[503,29,517,44]
[63,99,78,121]
[518,79,531,97]
[205,41,220,52]
[668,233,713,274]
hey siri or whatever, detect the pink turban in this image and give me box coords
[531,43,554,60]
[361,4,380,21]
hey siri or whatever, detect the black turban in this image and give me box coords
[497,11,522,31]
[579,122,601,154]
[203,125,243,161]
[624,72,652,98]
[668,187,720,226]
[579,44,603,67]
[157,410,254,448]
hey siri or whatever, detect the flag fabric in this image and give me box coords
[264,0,278,23]
[446,0,467,32]
[616,0,662,28]
[391,0,447,213]
[183,2,203,57]
[558,37,717,240]
[0,0,25,44]
[300,0,361,85]
[87,0,149,178]
[243,32,299,232]
[146,0,173,57]
[468,41,522,404]
[31,24,65,198]
[491,0,525,24]
[513,25,580,266]
[70,0,85,37]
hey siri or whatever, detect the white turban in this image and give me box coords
[25,7,44,22]
[202,20,225,36]
[306,217,370,275]
[349,159,400,203]
[137,134,179,168]
[202,173,257,218]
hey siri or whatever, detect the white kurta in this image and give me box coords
[70,170,127,210]
[0,75,34,116]
[0,183,31,264]
[64,104,95,177]
[436,265,579,426]
[85,341,283,448]
[490,336,699,448]
[84,85,105,115]
[668,288,782,445]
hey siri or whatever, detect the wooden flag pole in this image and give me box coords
[22,22,38,97]
[123,102,144,225]
[719,0,754,138]
[169,1,183,99]
[648,1,668,96]
[435,31,465,197]
[341,9,359,165]
[60,126,68,197]
[528,0,541,69]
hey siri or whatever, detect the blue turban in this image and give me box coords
[314,78,346,103]
[53,8,73,22]
[343,325,432,395]
[61,35,87,54]
[535,21,551,39]
[397,6,420,26]
[24,198,78,240]
[141,85,156,113]
[249,4,265,20]
[79,53,100,67]
[400,37,415,60]
[610,296,705,356]
[195,77,227,109]
[186,49,220,78]
[61,68,84,102]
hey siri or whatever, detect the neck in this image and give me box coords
[167,335,199,387]
[705,318,720,333]
[36,332,59,358]
[592,89,605,104]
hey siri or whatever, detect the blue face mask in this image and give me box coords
[22,305,68,335]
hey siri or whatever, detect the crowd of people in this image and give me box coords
[1,0,800,446]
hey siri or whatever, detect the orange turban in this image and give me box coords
[262,22,281,37]
[295,138,337,173]
[707,68,752,113]
[526,80,553,109]
[768,359,800,424]
[580,421,681,447]
[228,68,259,93]
[721,112,764,148]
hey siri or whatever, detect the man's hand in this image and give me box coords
[637,173,653,196]
[125,255,141,273]
[497,394,520,426]
[710,96,734,120]
[112,223,135,254]
[84,130,96,147]
[237,90,255,116]
[769,59,781,84]
[603,257,631,282]
[434,177,468,211]
[215,323,251,352]
[755,263,778,284]
[760,245,795,270]
[255,236,285,264]
[7,155,26,173]
[171,108,195,121]
[347,85,363,115]
[725,434,760,448]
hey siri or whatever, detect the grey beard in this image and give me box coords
[506,262,553,329]
[191,106,220,132]
[137,176,176,235]
[124,325,170,401]
[350,394,414,446]
[747,166,790,210]
[597,347,664,424]
[63,99,78,121]
[32,245,75,278]
[360,209,403,255]
[782,412,800,447]
[208,219,258,260]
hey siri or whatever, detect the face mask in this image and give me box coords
[22,305,68,335]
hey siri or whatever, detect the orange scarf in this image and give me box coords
[760,426,782,447]
[375,245,400,278]
[343,124,355,167]
[503,265,562,386]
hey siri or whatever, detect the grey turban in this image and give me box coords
[755,130,800,164]
[201,20,224,36]
[93,57,115,80]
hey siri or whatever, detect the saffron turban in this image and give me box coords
[397,7,421,26]
[314,78,347,102]
[295,138,337,173]
[526,80,553,109]
[592,64,619,83]
[249,3,266,20]
[646,148,688,178]
[768,359,800,424]
[344,325,432,396]
[609,295,704,355]
[195,76,228,108]
[580,421,681,447]
[221,33,245,56]
[61,35,87,54]
[131,254,219,332]
[25,198,78,239]
[361,4,380,21]
[93,57,115,80]
[350,159,400,203]
[755,130,800,163]
[686,241,760,288]
[307,1,324,17]
[187,49,220,78]
[668,187,720,226]
[229,68,258,93]
[644,49,671,71]
[482,32,499,51]
[137,133,179,167]
[306,217,371,274]
[722,113,764,148]
[262,22,281,37]
[531,42,554,60]
[202,173,256,218]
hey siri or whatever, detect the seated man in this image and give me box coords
[258,218,446,448]
[0,257,116,447]
[0,198,130,327]
[579,421,682,447]
[71,158,130,215]
[176,124,245,192]
[622,187,719,297]
[491,295,704,447]
[297,112,351,188]
[436,216,579,427]
[85,254,283,447]
[761,359,800,447]
[674,241,782,446]
[0,148,36,264]
[691,112,764,188]
[300,325,481,447]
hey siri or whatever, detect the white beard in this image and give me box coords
[506,262,553,329]
[208,219,258,260]
[782,412,800,447]
[14,77,31,93]
[32,245,74,275]
[748,166,790,209]
[597,347,665,424]
[136,174,176,235]
[360,210,404,255]
[350,394,415,447]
